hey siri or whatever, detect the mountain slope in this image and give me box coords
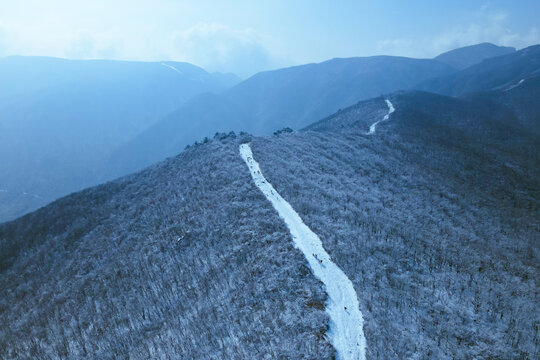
[434,43,516,70]
[241,143,366,360]
[1,89,537,359]
[106,55,455,177]
[418,44,540,96]
[254,91,538,359]
[468,74,540,136]
[0,56,240,222]
[0,136,333,359]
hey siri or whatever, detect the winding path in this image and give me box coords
[240,144,366,360]
[367,99,394,135]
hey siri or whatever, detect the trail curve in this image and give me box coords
[367,99,394,135]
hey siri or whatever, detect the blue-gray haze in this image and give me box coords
[0,43,525,222]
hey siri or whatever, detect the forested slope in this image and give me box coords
[418,45,540,96]
[106,55,455,177]
[469,74,540,136]
[253,92,539,359]
[0,136,333,359]
[1,88,538,358]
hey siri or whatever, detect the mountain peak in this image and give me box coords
[434,42,516,70]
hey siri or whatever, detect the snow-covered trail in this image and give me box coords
[240,144,366,360]
[366,99,394,135]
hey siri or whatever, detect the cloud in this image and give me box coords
[375,38,417,57]
[169,23,281,77]
[431,11,540,54]
[0,18,282,77]
[0,22,17,58]
[377,8,540,58]
[66,32,121,59]
[0,24,5,57]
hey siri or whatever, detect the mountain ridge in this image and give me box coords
[433,42,516,70]
[418,44,540,96]
[1,84,537,358]
[2,43,528,222]
[106,54,457,178]
[0,56,241,222]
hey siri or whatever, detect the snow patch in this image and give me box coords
[160,62,183,75]
[240,144,366,360]
[366,99,394,135]
[505,79,525,91]
[22,191,41,199]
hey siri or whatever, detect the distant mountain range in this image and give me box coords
[0,43,537,223]
[106,55,455,177]
[1,44,538,358]
[0,57,240,221]
[419,45,540,96]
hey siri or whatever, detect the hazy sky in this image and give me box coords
[0,0,538,77]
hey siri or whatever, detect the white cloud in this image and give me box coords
[0,22,18,58]
[0,18,283,77]
[0,24,5,57]
[431,12,539,54]
[375,38,417,57]
[168,22,282,77]
[66,32,122,59]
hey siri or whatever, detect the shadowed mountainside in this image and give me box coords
[418,45,540,96]
[105,55,456,177]
[0,56,240,222]
[1,44,525,222]
[1,86,538,359]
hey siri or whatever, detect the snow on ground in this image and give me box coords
[160,62,183,75]
[240,144,366,360]
[366,99,395,135]
[505,79,525,91]
[0,189,41,198]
